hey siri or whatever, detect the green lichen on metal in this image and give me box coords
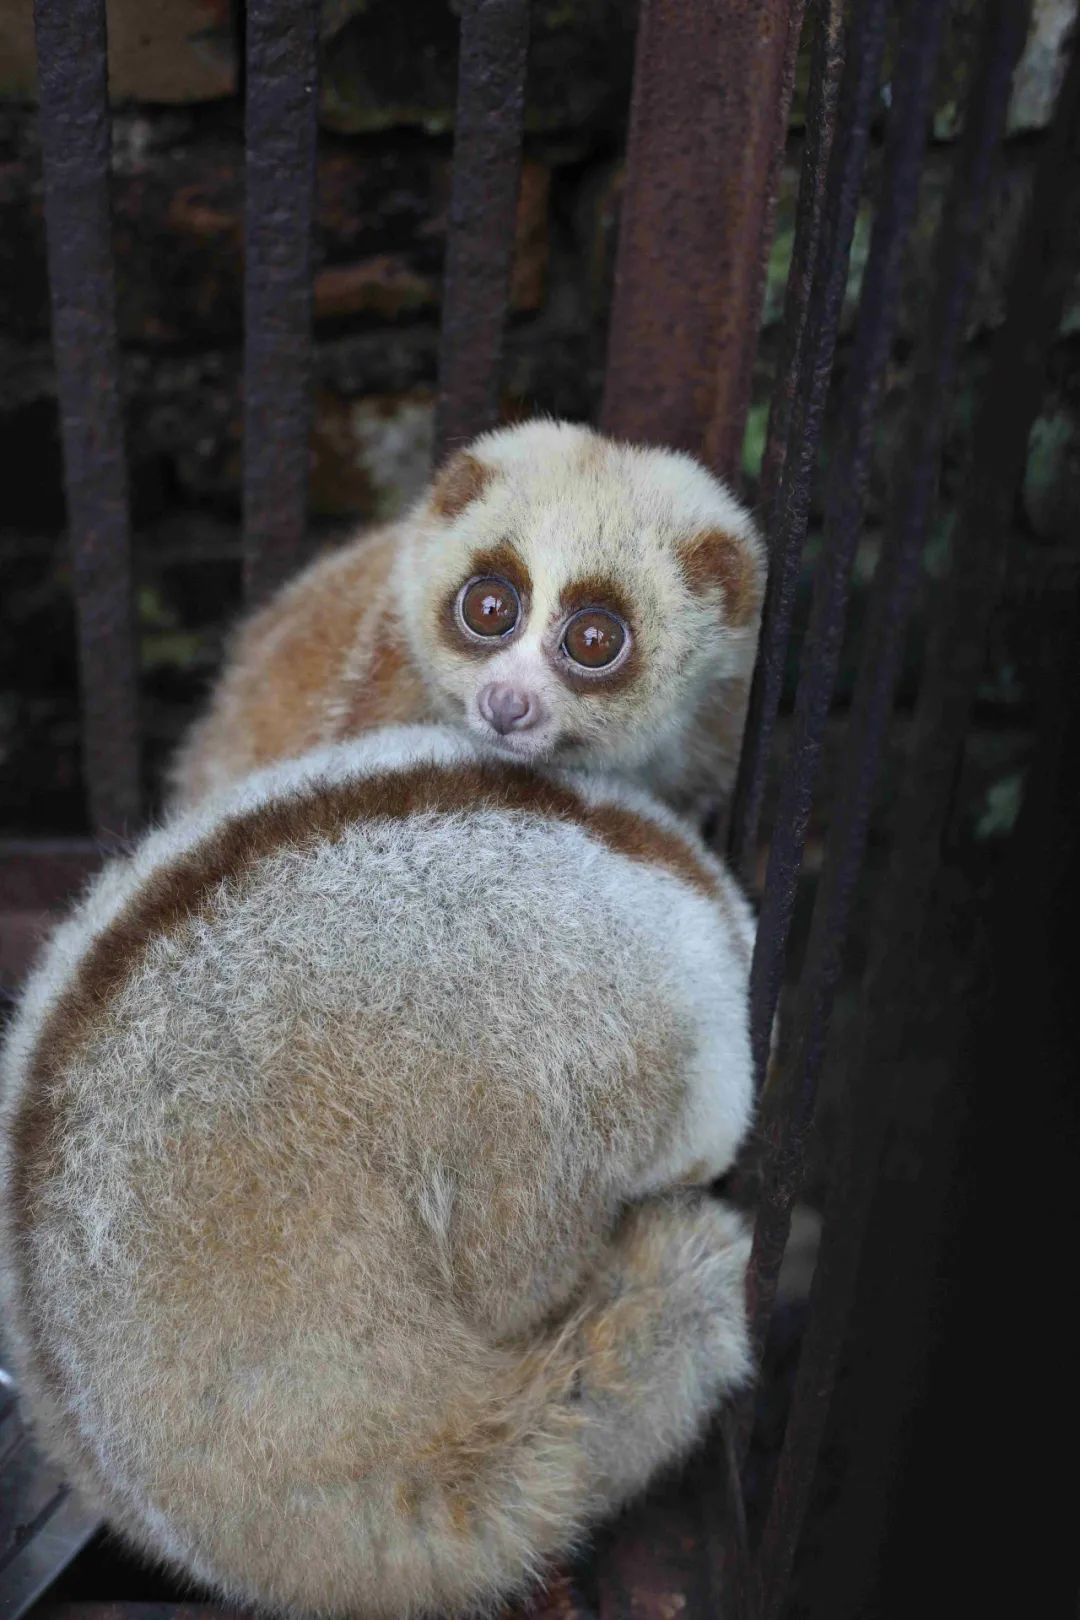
[1024,412,1080,541]
[975,772,1025,839]
[137,586,205,673]
[741,400,771,482]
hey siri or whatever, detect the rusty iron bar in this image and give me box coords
[702,0,808,485]
[726,0,888,884]
[740,4,952,1462]
[0,840,110,914]
[600,0,803,480]
[433,0,529,465]
[757,0,846,532]
[242,0,320,605]
[714,13,891,1591]
[32,0,140,839]
[754,20,1080,1606]
[742,0,950,1130]
[749,4,1037,1612]
[0,842,113,989]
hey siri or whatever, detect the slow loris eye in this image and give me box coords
[561,608,628,670]
[458,576,521,638]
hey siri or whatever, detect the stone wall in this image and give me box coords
[0,0,1077,836]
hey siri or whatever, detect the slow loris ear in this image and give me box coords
[429,450,494,522]
[677,527,765,627]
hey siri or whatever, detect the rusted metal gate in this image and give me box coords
[2,0,1078,1617]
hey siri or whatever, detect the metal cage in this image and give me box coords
[2,1,1078,1616]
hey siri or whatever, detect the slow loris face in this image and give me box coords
[391,420,765,775]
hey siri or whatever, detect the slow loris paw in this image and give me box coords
[573,1195,752,1497]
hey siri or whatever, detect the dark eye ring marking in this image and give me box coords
[456,575,522,641]
[559,607,630,673]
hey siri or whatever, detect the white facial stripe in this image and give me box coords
[477,639,551,689]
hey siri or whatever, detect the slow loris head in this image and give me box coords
[391,420,765,776]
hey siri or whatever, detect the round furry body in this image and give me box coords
[0,726,754,1618]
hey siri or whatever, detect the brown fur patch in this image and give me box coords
[557,575,634,623]
[446,1491,475,1535]
[584,804,697,885]
[430,451,493,522]
[332,617,427,737]
[468,546,532,603]
[368,624,408,697]
[678,529,763,626]
[435,543,533,659]
[555,575,641,697]
[175,529,406,799]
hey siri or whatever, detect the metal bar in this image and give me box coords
[717,16,896,1582]
[242,0,320,605]
[754,25,1080,1604]
[750,5,1037,1612]
[433,0,529,464]
[0,1413,101,1620]
[32,0,140,838]
[0,840,118,1007]
[726,0,888,882]
[600,0,803,478]
[0,842,109,911]
[757,0,846,531]
[743,0,950,1124]
[703,0,808,484]
[726,21,953,1597]
[1,1438,70,1572]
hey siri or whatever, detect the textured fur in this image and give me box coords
[170,421,765,824]
[1,726,754,1618]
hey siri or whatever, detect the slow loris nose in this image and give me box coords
[478,682,542,735]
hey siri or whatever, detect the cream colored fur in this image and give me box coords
[1,727,754,1618]
[170,421,765,824]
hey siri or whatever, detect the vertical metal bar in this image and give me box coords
[726,0,889,882]
[433,0,529,464]
[743,0,950,1115]
[243,0,320,605]
[33,0,140,837]
[703,0,808,483]
[600,0,804,479]
[749,5,1036,1612]
[0,1416,101,1620]
[757,0,846,531]
[723,28,953,1605]
[757,25,1080,1601]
